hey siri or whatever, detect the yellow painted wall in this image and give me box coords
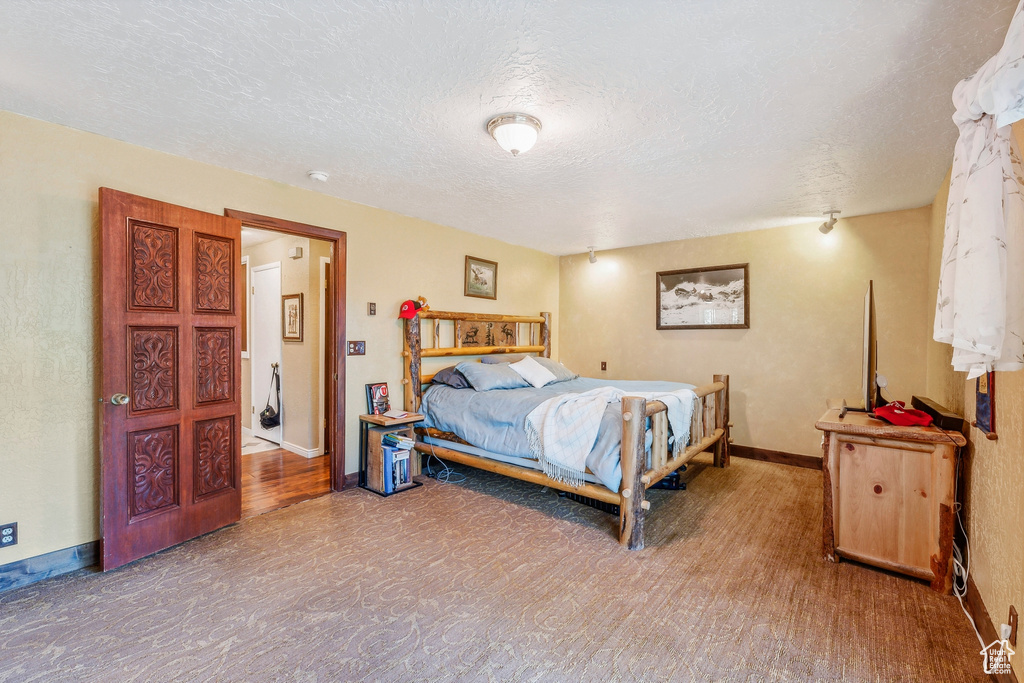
[925,120,1024,677]
[559,208,933,457]
[0,110,558,564]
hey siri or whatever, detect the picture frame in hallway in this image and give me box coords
[657,263,749,330]
[282,293,303,341]
[464,255,497,300]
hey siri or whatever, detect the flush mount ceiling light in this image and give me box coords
[588,247,597,263]
[487,113,542,157]
[819,210,840,234]
[307,170,329,182]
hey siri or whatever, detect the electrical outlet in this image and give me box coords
[601,361,607,371]
[0,522,16,548]
[348,341,366,356]
[1010,606,1018,645]
[368,302,376,316]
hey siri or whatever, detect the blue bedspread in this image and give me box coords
[421,377,695,491]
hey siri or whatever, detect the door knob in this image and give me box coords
[110,393,130,406]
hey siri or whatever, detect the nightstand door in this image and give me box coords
[834,436,946,577]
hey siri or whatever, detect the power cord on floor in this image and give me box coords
[424,443,466,484]
[948,438,985,649]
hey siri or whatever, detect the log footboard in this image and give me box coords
[618,376,731,549]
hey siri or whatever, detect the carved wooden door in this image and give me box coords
[99,188,242,571]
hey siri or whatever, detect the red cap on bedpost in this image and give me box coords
[398,296,430,319]
[398,300,418,319]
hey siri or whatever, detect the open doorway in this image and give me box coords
[233,211,346,518]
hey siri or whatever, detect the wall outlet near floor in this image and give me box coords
[601,361,607,371]
[348,341,366,356]
[0,522,16,548]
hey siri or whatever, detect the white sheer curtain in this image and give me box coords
[934,0,1024,379]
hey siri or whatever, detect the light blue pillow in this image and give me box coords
[455,361,530,391]
[533,357,578,383]
[480,355,577,382]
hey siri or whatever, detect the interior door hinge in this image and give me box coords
[252,406,255,414]
[334,373,338,380]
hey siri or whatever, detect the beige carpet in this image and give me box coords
[0,455,986,682]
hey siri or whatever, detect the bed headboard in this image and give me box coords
[403,310,551,411]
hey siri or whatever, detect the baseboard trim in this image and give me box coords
[0,541,99,594]
[282,440,319,459]
[731,444,822,470]
[966,574,1019,682]
[343,472,358,489]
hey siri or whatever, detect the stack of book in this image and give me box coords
[382,432,414,450]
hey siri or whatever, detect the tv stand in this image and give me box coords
[815,408,965,592]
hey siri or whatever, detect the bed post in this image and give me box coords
[403,315,422,412]
[713,374,730,468]
[619,395,648,550]
[541,312,551,358]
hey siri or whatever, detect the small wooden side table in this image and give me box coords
[358,413,424,497]
[815,408,966,593]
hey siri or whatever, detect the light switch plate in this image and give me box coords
[348,341,365,356]
[368,302,376,316]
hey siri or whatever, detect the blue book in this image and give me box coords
[382,446,394,493]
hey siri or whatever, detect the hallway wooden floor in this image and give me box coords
[242,448,331,518]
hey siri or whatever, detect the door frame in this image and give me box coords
[319,256,331,455]
[226,209,347,491]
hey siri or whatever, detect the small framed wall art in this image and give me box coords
[465,255,497,300]
[282,293,303,341]
[656,263,749,330]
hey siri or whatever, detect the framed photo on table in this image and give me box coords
[365,382,390,415]
[465,256,497,299]
[656,263,749,330]
[282,293,303,341]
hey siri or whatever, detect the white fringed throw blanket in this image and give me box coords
[525,386,696,488]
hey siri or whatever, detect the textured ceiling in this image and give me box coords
[0,1,1017,255]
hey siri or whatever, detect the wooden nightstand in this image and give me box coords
[815,408,966,592]
[358,413,424,496]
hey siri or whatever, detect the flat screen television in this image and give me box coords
[855,280,885,412]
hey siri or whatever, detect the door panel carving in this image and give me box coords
[129,221,178,311]
[194,234,233,313]
[194,416,234,500]
[195,328,233,404]
[128,425,179,520]
[129,327,178,413]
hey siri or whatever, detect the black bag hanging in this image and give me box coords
[259,364,281,429]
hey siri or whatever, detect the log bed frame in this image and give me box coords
[402,309,730,550]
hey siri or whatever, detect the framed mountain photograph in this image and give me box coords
[656,263,749,330]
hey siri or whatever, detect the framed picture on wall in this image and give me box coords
[656,263,749,330]
[282,293,303,341]
[465,255,497,299]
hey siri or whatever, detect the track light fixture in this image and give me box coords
[588,247,597,263]
[819,210,840,234]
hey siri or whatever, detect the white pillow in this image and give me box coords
[509,356,558,388]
